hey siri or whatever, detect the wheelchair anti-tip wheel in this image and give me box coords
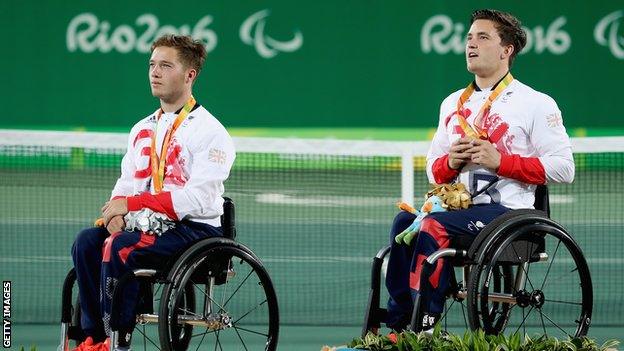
[467,213,593,338]
[159,240,279,351]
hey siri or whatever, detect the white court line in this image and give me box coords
[255,193,397,207]
[0,256,71,263]
[254,193,580,207]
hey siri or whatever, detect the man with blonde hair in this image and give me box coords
[71,34,235,350]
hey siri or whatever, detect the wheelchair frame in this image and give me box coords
[59,197,279,351]
[362,185,593,338]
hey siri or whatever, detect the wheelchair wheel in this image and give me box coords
[467,216,593,338]
[159,240,279,351]
[139,281,195,350]
[438,267,472,332]
[468,264,514,333]
[420,262,512,334]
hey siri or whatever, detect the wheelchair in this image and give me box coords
[59,198,279,351]
[363,185,593,339]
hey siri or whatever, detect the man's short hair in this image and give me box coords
[151,35,207,75]
[471,9,527,67]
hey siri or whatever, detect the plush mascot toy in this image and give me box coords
[395,183,472,245]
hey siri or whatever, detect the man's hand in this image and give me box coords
[106,215,125,235]
[102,198,129,226]
[448,137,475,170]
[466,138,501,170]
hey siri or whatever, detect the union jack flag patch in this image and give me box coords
[209,148,227,164]
[546,113,563,128]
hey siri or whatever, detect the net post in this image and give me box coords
[401,149,414,206]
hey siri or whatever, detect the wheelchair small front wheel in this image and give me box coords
[467,220,593,338]
[159,242,279,351]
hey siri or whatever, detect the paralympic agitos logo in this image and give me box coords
[239,9,303,59]
[66,10,303,59]
[594,10,624,59]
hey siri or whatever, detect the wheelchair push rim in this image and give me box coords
[159,244,279,351]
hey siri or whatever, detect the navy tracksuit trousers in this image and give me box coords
[71,221,221,340]
[385,204,509,330]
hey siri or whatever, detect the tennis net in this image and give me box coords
[0,130,622,327]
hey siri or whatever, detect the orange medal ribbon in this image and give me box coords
[455,72,513,140]
[150,96,196,193]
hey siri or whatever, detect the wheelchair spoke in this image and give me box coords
[511,245,535,291]
[540,240,561,291]
[512,306,534,337]
[536,308,573,338]
[213,329,223,351]
[507,304,517,314]
[461,301,468,328]
[460,299,467,328]
[177,306,202,318]
[154,284,163,303]
[134,324,161,351]
[524,237,531,276]
[220,270,229,313]
[544,298,582,306]
[194,328,210,351]
[444,300,448,330]
[441,299,454,330]
[233,299,268,324]
[539,308,548,338]
[222,269,255,309]
[522,307,526,336]
[234,326,270,337]
[542,268,579,289]
[192,329,216,338]
[233,326,250,351]
[191,280,227,313]
[525,261,532,291]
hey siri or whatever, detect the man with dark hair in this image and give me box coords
[385,9,574,332]
[470,9,527,68]
[70,34,235,350]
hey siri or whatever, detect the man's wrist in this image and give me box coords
[447,158,456,170]
[447,158,463,170]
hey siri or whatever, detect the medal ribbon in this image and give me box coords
[150,95,196,193]
[455,72,513,139]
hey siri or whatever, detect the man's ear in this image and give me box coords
[186,69,197,84]
[501,44,515,60]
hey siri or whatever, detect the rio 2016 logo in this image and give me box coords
[67,13,218,54]
[66,10,303,59]
[420,14,571,55]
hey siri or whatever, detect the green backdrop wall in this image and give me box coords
[2,1,623,129]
